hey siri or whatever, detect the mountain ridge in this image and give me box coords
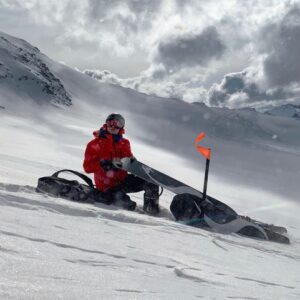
[0,31,71,107]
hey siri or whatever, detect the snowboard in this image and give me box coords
[118,158,289,244]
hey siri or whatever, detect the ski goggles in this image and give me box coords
[106,120,123,129]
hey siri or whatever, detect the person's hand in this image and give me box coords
[100,160,114,171]
[112,158,122,169]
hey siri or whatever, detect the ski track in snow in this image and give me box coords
[1,182,300,299]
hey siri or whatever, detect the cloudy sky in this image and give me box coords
[1,0,300,109]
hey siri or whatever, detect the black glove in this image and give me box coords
[100,160,115,171]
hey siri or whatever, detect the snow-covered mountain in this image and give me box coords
[85,68,300,123]
[1,32,300,299]
[264,104,300,119]
[0,32,71,107]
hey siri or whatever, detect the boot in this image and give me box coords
[114,191,136,211]
[143,194,159,215]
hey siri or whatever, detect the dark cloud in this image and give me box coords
[207,4,300,108]
[207,70,293,107]
[126,0,162,14]
[86,0,162,33]
[207,72,245,107]
[87,0,114,20]
[155,26,226,70]
[259,4,300,87]
[173,0,200,11]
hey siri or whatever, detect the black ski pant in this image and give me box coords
[104,174,159,204]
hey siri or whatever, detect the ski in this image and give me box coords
[240,216,288,234]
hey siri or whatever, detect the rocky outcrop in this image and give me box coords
[0,34,72,106]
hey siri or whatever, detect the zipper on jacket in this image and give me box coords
[112,138,118,158]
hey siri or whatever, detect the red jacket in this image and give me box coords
[83,125,133,191]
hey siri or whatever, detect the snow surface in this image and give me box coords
[1,32,300,299]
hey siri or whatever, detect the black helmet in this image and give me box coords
[105,113,125,128]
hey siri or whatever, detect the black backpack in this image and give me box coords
[36,169,111,204]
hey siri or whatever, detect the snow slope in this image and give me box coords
[1,32,300,299]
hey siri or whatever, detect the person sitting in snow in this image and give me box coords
[83,113,160,214]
